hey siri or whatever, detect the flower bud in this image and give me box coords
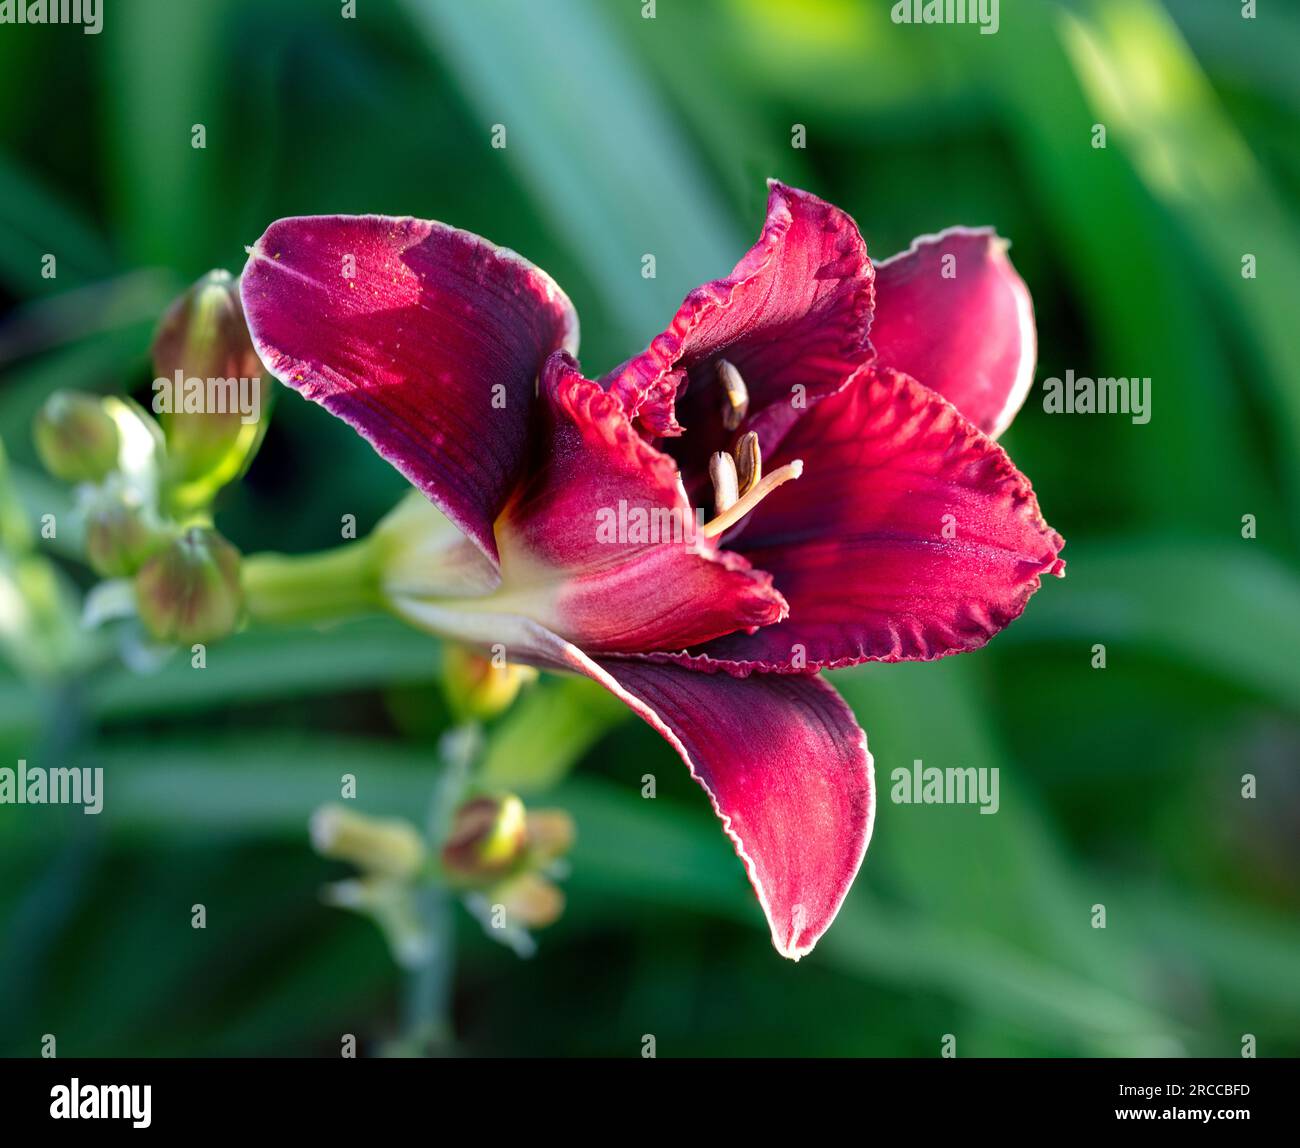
[133,525,242,644]
[441,793,528,881]
[310,805,427,881]
[525,808,576,866]
[495,872,565,929]
[151,270,268,491]
[82,480,170,578]
[442,642,537,722]
[32,391,120,483]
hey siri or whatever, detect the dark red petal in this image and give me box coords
[492,353,787,654]
[596,659,873,959]
[871,228,1036,438]
[379,605,873,960]
[603,181,873,459]
[690,365,1065,672]
[240,215,579,563]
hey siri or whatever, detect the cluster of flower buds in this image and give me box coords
[441,643,538,722]
[440,792,574,944]
[309,790,574,964]
[31,271,267,648]
[309,804,434,968]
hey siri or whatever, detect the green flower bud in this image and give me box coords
[151,270,269,495]
[442,642,537,722]
[0,551,85,679]
[82,481,170,578]
[133,526,242,644]
[310,805,427,881]
[441,793,528,882]
[32,391,120,483]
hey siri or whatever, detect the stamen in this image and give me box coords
[709,450,740,515]
[701,459,803,539]
[716,358,749,431]
[735,431,761,496]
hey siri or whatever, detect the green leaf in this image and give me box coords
[999,539,1300,713]
[1112,883,1300,1027]
[967,4,1277,535]
[0,155,115,293]
[75,731,1182,1053]
[1170,0,1300,116]
[555,764,1180,1053]
[401,0,741,347]
[1062,0,1300,530]
[102,0,228,269]
[87,618,442,722]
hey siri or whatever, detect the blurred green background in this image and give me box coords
[1,0,1298,1057]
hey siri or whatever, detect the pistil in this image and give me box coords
[701,458,803,539]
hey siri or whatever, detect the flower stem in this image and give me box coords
[387,727,479,1057]
[400,885,455,1056]
[241,538,382,626]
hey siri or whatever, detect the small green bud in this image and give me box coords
[133,526,242,644]
[0,551,85,679]
[151,270,268,493]
[442,642,537,722]
[83,482,170,578]
[310,805,427,881]
[33,391,120,483]
[441,793,528,882]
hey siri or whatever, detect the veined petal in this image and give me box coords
[871,228,1036,438]
[240,215,579,564]
[689,366,1064,672]
[377,605,873,960]
[595,659,874,960]
[401,353,787,655]
[603,181,873,457]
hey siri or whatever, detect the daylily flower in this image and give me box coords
[239,182,1064,959]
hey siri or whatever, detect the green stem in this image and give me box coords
[400,886,455,1056]
[389,728,479,1057]
[241,538,383,626]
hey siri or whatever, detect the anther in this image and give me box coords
[735,431,761,496]
[709,450,740,516]
[716,359,749,431]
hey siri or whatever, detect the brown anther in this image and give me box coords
[709,450,740,516]
[716,359,749,431]
[735,431,761,496]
